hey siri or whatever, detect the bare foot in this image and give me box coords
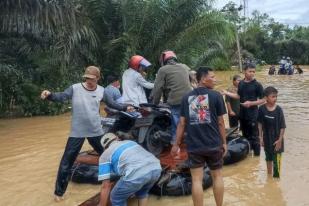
[54,195,64,202]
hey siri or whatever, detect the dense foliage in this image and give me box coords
[0,0,308,116]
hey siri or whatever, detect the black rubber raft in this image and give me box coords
[71,135,250,197]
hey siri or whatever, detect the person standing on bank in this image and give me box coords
[40,66,105,201]
[225,74,241,128]
[152,50,192,144]
[171,66,227,206]
[223,63,265,156]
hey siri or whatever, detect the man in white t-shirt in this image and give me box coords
[122,55,154,107]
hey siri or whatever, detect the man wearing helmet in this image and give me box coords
[122,55,154,106]
[152,50,192,144]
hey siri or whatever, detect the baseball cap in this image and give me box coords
[100,133,118,149]
[83,66,101,79]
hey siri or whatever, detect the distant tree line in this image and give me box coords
[0,0,308,116]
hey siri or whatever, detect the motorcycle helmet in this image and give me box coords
[159,50,177,66]
[129,55,151,70]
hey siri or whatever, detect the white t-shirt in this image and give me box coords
[122,68,154,106]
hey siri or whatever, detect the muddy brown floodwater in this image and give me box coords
[0,68,309,206]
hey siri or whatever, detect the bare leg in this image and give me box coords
[266,161,272,175]
[138,198,148,206]
[54,195,64,202]
[210,169,224,206]
[190,167,204,206]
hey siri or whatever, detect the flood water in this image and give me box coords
[0,68,309,206]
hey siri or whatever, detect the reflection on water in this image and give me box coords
[0,69,309,206]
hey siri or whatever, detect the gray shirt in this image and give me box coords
[152,63,192,106]
[98,140,161,181]
[48,83,104,137]
[103,85,127,111]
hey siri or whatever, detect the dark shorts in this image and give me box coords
[188,148,223,170]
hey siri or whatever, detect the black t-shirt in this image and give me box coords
[180,87,226,152]
[237,79,264,120]
[258,105,286,154]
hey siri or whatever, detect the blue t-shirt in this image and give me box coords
[180,87,226,152]
[98,140,161,181]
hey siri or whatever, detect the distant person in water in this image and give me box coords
[268,65,276,75]
[258,86,286,178]
[41,66,105,201]
[295,65,303,74]
[225,74,241,128]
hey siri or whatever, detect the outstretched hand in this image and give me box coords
[220,89,227,96]
[40,90,51,100]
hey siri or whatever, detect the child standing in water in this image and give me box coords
[258,86,286,178]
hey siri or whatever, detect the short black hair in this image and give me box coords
[106,74,120,85]
[232,74,241,81]
[196,66,213,82]
[244,63,256,70]
[264,86,278,96]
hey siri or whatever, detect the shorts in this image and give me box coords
[110,169,161,206]
[265,151,282,178]
[188,148,223,170]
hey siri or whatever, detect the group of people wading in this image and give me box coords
[41,51,286,206]
[268,56,304,75]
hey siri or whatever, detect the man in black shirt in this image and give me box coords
[171,67,227,206]
[223,63,265,156]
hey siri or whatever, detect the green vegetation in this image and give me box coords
[0,0,308,116]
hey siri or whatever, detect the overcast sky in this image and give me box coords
[214,0,309,26]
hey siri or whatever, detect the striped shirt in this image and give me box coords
[98,140,161,181]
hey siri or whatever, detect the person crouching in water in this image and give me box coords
[258,86,286,178]
[40,66,105,201]
[171,66,227,206]
[122,55,154,107]
[98,133,161,206]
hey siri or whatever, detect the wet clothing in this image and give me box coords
[103,85,128,111]
[237,79,263,156]
[122,68,154,106]
[258,105,286,154]
[152,63,192,106]
[99,140,161,204]
[48,83,104,137]
[180,87,226,153]
[238,79,264,120]
[47,83,105,196]
[110,170,161,205]
[240,119,260,155]
[188,148,223,170]
[225,85,240,128]
[54,136,103,196]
